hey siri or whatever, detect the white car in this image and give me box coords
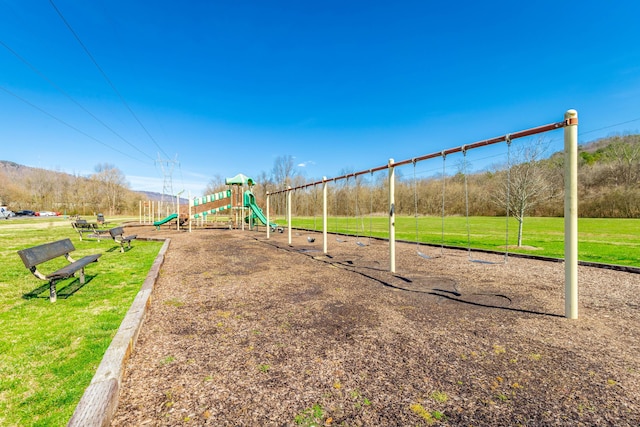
[0,207,15,219]
[37,211,59,217]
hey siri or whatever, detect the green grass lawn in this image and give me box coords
[0,217,162,426]
[282,215,640,268]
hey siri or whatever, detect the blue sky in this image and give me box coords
[1,1,639,196]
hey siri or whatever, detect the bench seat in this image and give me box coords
[72,220,110,241]
[47,254,102,280]
[17,238,101,303]
[109,226,137,252]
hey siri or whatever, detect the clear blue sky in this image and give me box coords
[1,1,639,196]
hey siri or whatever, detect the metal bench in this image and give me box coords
[71,220,110,241]
[17,238,101,303]
[108,226,137,253]
[96,213,110,226]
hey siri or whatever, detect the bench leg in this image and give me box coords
[49,280,57,303]
[120,243,125,253]
[79,268,86,285]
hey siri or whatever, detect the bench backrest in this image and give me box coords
[109,227,124,238]
[76,219,87,224]
[17,238,76,269]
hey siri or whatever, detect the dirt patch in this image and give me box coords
[111,227,640,426]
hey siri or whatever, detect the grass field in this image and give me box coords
[0,217,162,426]
[282,215,640,268]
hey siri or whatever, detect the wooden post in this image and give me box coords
[388,158,396,273]
[564,109,579,319]
[322,177,328,254]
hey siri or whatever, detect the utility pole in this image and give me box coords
[156,154,178,217]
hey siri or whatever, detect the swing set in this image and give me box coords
[412,153,446,260]
[265,110,579,318]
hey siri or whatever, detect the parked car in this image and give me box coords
[36,211,59,217]
[15,210,36,216]
[0,207,15,219]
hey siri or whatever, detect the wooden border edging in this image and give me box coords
[68,237,170,427]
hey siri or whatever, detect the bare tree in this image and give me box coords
[92,163,129,216]
[252,170,273,204]
[271,155,295,188]
[606,135,640,187]
[25,169,55,210]
[203,174,226,195]
[494,138,553,247]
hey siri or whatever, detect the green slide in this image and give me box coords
[153,213,178,229]
[243,191,278,230]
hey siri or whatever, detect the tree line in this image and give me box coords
[219,134,640,220]
[0,162,138,216]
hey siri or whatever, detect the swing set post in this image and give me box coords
[322,177,328,254]
[287,186,292,245]
[564,109,578,319]
[266,191,270,239]
[388,158,396,273]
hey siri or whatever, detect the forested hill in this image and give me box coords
[574,134,639,217]
[0,162,155,215]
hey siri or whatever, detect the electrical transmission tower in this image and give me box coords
[156,154,179,216]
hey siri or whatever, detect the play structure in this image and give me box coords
[139,173,277,231]
[244,190,278,230]
[189,189,233,228]
[153,213,177,227]
[174,174,279,232]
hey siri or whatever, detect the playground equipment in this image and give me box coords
[190,190,233,229]
[354,174,373,247]
[154,213,178,228]
[153,213,189,230]
[266,110,579,318]
[462,140,511,265]
[412,158,444,259]
[243,190,278,230]
[225,173,254,231]
[185,175,278,232]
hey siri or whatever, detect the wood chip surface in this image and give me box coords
[111,227,640,426]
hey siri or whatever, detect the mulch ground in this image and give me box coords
[111,226,640,426]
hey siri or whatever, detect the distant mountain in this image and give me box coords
[0,160,50,179]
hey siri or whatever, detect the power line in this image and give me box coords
[579,117,640,136]
[48,0,171,159]
[0,84,150,163]
[0,40,155,163]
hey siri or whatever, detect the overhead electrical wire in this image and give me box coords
[0,40,155,164]
[0,84,149,163]
[49,0,171,160]
[579,117,640,137]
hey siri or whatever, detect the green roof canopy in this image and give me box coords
[225,173,254,186]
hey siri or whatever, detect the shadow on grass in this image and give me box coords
[106,245,134,253]
[22,275,96,300]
